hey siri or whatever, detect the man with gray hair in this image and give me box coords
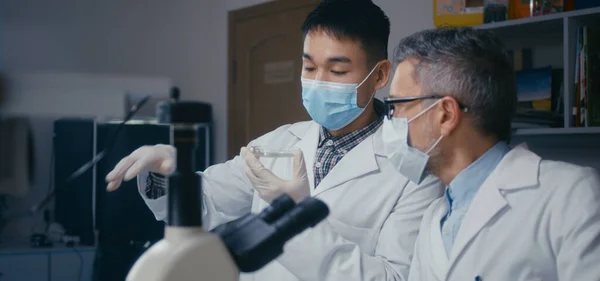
[381,27,600,281]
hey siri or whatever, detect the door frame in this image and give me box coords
[227,0,321,159]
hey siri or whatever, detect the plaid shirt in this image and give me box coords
[313,114,383,187]
[145,99,385,199]
[145,171,167,199]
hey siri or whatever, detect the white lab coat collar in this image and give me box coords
[287,121,382,196]
[492,143,541,191]
[287,120,315,139]
[288,121,319,190]
[446,143,542,272]
[429,200,450,281]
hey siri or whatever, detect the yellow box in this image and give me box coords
[434,0,484,28]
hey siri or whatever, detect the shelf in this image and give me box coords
[474,7,600,40]
[511,127,600,150]
[477,17,563,43]
[566,6,600,23]
[475,11,564,31]
[475,6,600,30]
[474,7,600,134]
[513,127,600,136]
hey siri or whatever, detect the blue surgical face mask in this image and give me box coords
[301,64,379,130]
[381,100,443,184]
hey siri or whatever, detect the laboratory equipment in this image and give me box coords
[249,145,300,181]
[53,110,212,248]
[126,101,329,281]
[0,96,152,229]
[156,87,181,123]
[249,145,299,158]
[30,96,153,216]
[211,193,328,272]
[0,96,155,271]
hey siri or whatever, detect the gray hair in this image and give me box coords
[393,27,517,142]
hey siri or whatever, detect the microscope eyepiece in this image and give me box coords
[271,198,329,241]
[258,194,296,224]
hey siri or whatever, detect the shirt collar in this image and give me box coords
[318,99,384,149]
[446,141,510,210]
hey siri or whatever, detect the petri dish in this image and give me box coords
[249,145,298,158]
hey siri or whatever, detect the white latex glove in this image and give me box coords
[105,144,175,191]
[241,147,310,203]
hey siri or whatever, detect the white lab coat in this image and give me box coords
[408,144,600,281]
[137,120,444,281]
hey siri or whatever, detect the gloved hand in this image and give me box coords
[105,144,175,191]
[240,147,310,203]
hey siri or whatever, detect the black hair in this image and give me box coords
[302,0,391,65]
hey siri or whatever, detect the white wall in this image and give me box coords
[1,0,230,162]
[376,0,434,98]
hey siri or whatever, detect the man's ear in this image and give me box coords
[374,60,392,90]
[439,96,462,137]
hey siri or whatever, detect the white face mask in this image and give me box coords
[382,99,443,184]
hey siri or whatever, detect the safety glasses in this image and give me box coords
[383,95,468,120]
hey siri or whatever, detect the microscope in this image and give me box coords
[126,101,330,280]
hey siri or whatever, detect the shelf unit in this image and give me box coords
[474,7,600,136]
[513,126,600,136]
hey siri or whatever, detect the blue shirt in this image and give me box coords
[440,141,509,257]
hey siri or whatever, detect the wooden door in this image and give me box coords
[228,0,320,158]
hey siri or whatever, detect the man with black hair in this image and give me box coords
[105,1,443,280]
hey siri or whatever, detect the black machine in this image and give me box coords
[53,118,213,244]
[52,98,212,281]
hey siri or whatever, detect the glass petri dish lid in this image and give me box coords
[248,145,299,158]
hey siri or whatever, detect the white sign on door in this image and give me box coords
[264,61,295,84]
